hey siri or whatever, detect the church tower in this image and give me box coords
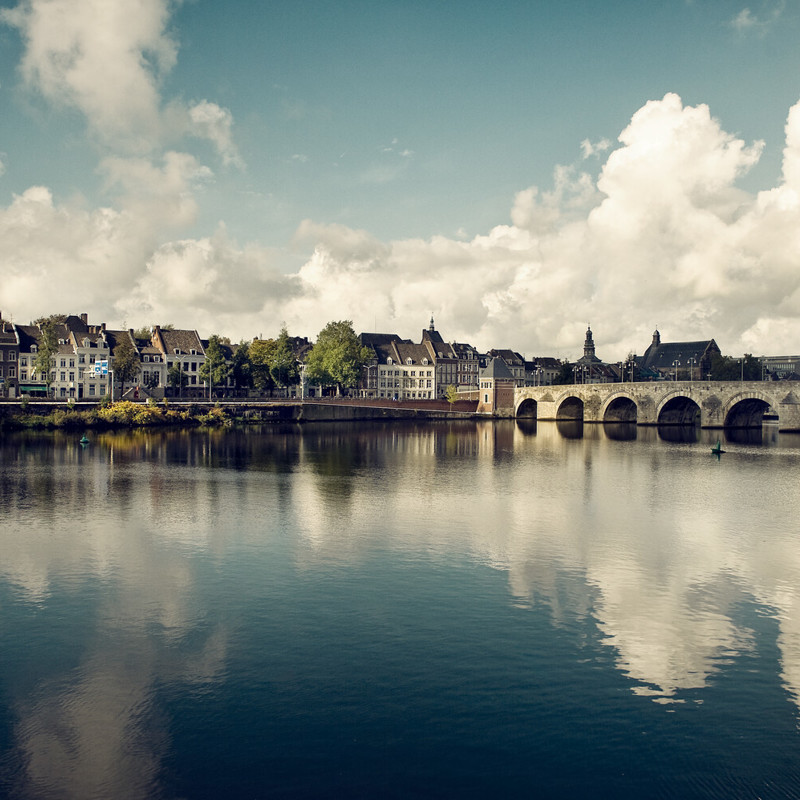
[583,325,596,361]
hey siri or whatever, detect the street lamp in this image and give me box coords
[673,360,680,382]
[687,357,696,383]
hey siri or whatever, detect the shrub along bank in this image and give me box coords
[1,400,229,431]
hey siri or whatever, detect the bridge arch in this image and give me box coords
[516,398,537,418]
[602,393,637,423]
[722,392,772,428]
[656,393,701,426]
[556,395,584,421]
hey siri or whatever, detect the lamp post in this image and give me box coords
[687,357,696,383]
[673,360,680,382]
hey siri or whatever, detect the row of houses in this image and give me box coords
[0,311,563,401]
[1,309,795,402]
[357,318,561,401]
[0,312,214,401]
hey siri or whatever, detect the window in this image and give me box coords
[78,355,85,364]
[69,359,74,367]
[144,355,150,362]
[60,359,66,368]
[69,372,75,381]
[0,351,3,361]
[21,371,27,380]
[0,366,3,377]
[89,385,96,396]
[60,372,66,381]
[484,394,489,403]
[20,356,27,366]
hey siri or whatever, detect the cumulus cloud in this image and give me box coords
[1,0,176,152]
[0,0,240,164]
[4,86,800,357]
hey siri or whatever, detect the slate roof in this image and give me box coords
[152,327,204,356]
[480,357,516,381]
[640,339,719,370]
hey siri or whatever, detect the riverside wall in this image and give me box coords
[0,399,480,425]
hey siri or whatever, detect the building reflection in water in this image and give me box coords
[1,421,800,797]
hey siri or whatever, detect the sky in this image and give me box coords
[1,0,800,360]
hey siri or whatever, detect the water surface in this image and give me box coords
[1,421,799,798]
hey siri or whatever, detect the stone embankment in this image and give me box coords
[0,397,481,428]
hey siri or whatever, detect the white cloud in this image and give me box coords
[4,91,800,357]
[580,137,612,159]
[730,2,785,35]
[1,0,241,165]
[189,100,243,168]
[1,0,176,153]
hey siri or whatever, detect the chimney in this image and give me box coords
[80,312,88,325]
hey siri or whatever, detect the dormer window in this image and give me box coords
[143,355,150,362]
[83,338,90,347]
[190,349,197,355]
[406,358,412,366]
[387,357,393,365]
[174,349,180,355]
[422,358,428,365]
[31,345,38,353]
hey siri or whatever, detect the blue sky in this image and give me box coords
[1,0,800,359]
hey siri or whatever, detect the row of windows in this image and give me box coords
[379,368,433,377]
[0,351,17,361]
[0,366,16,378]
[379,379,433,389]
[378,391,433,399]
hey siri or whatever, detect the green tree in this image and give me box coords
[230,340,252,390]
[709,352,760,381]
[33,315,63,395]
[199,335,231,397]
[167,362,188,393]
[445,384,459,408]
[112,333,140,399]
[249,338,276,394]
[552,360,574,385]
[133,326,153,341]
[304,320,372,395]
[270,326,300,388]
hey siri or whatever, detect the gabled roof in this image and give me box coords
[104,329,137,356]
[480,357,516,381]
[488,348,525,366]
[152,327,204,356]
[392,341,432,365]
[640,339,719,370]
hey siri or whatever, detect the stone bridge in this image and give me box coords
[514,381,800,431]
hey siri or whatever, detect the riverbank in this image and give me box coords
[0,398,481,431]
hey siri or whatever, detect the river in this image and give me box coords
[1,420,799,799]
